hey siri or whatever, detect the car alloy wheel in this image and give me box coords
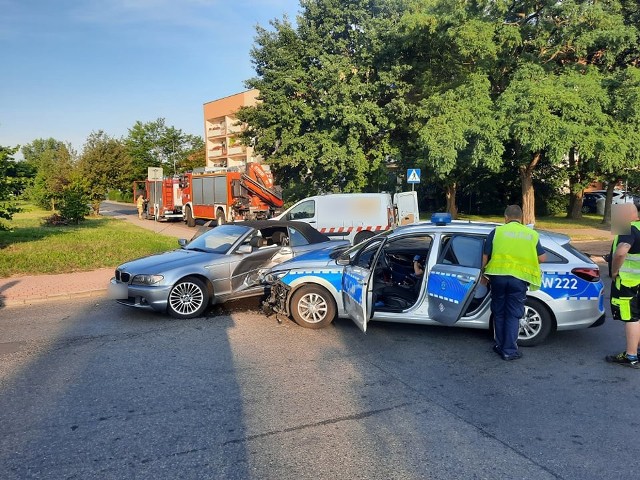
[168,277,209,319]
[290,285,336,329]
[518,298,553,346]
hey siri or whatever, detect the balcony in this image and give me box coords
[208,145,225,157]
[227,143,246,156]
[207,123,226,138]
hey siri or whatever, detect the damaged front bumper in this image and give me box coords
[262,280,291,317]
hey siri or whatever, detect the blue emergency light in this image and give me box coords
[431,212,452,226]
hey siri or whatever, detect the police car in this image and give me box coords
[263,214,605,346]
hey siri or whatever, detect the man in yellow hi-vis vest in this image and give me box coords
[606,202,640,369]
[482,205,546,361]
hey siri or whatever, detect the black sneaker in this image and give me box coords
[605,352,640,369]
[492,345,503,356]
[501,351,522,361]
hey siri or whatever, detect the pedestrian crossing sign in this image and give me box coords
[407,168,421,184]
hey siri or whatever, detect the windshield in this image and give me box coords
[185,224,251,254]
[330,229,393,259]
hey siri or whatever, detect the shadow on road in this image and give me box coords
[0,301,251,478]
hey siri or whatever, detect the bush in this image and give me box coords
[59,186,90,224]
[107,189,133,203]
[42,213,68,226]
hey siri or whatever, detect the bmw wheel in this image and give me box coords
[290,285,336,329]
[518,298,553,347]
[167,277,209,319]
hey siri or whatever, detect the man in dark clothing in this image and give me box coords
[482,205,546,361]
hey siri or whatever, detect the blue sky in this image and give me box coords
[0,0,300,156]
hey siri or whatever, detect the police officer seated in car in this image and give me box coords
[401,255,424,287]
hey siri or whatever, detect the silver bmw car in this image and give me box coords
[263,216,605,346]
[109,220,349,319]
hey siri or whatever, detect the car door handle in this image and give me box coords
[308,220,316,224]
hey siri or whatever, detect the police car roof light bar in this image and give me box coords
[431,213,452,226]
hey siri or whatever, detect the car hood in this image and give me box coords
[270,243,345,272]
[118,249,225,273]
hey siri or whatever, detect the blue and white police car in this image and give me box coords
[263,214,605,346]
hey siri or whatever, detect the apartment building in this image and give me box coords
[203,89,260,170]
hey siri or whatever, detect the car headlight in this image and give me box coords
[131,274,164,285]
[263,270,289,284]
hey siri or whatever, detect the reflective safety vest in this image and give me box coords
[484,221,542,287]
[616,221,640,287]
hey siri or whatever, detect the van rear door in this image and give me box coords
[394,191,419,225]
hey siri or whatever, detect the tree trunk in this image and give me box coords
[519,152,541,225]
[445,182,458,219]
[602,180,617,225]
[567,147,583,219]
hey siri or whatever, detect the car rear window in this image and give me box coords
[563,243,596,264]
[540,248,567,264]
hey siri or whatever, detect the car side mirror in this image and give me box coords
[336,254,350,266]
[178,238,188,247]
[279,246,293,255]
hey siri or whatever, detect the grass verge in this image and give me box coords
[456,213,609,230]
[0,204,178,277]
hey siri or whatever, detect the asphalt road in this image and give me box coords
[0,288,637,480]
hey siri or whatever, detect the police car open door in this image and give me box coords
[342,238,386,332]
[426,235,485,325]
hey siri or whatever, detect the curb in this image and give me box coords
[0,289,108,307]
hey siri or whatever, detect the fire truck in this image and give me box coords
[133,177,183,221]
[179,163,284,227]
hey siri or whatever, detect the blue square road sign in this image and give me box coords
[407,168,421,184]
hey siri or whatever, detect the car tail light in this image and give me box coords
[572,267,600,282]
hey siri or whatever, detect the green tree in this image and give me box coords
[4,150,36,197]
[596,67,640,223]
[59,183,90,224]
[21,138,74,210]
[0,145,21,230]
[527,0,633,223]
[177,142,206,172]
[239,0,406,200]
[125,118,205,180]
[76,131,132,215]
[390,0,511,217]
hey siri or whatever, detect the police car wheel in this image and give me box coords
[518,298,553,347]
[290,285,336,329]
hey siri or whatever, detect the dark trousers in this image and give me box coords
[490,275,528,356]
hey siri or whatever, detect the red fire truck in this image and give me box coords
[133,177,183,221]
[179,163,284,227]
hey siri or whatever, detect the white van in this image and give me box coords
[274,192,419,244]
